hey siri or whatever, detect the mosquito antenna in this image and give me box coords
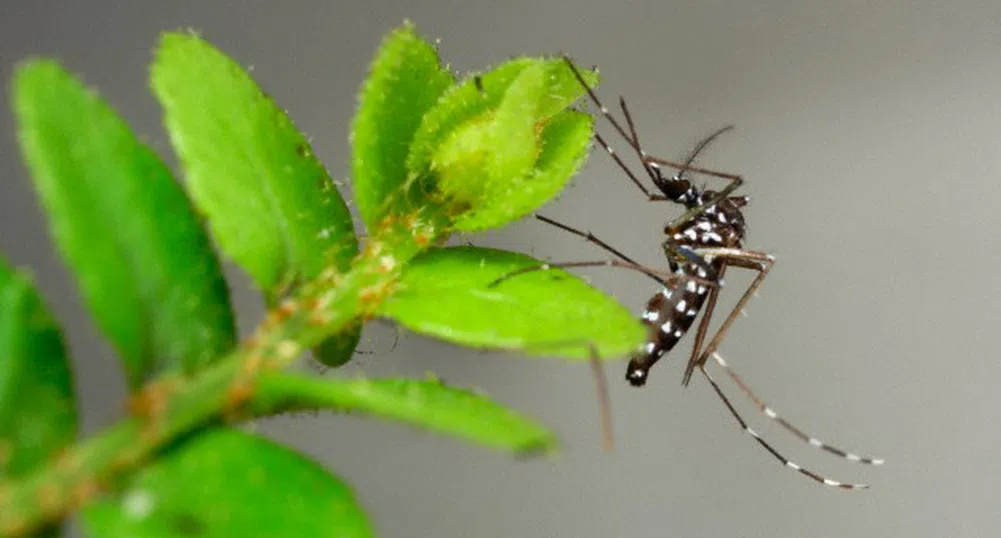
[677,125,734,178]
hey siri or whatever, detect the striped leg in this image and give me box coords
[699,366,869,489]
[490,216,717,290]
[488,259,704,289]
[683,248,775,386]
[535,214,664,286]
[564,52,744,214]
[562,56,666,200]
[710,351,885,466]
[684,265,726,383]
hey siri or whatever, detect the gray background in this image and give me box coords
[2,1,999,537]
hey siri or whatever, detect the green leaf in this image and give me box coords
[82,429,372,538]
[432,63,548,209]
[405,57,534,181]
[152,32,358,299]
[351,22,455,229]
[13,60,236,386]
[451,109,593,231]
[253,372,556,454]
[378,246,645,359]
[409,57,598,231]
[0,257,76,480]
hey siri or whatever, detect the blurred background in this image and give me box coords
[3,1,1000,536]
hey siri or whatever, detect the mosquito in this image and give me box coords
[497,56,883,488]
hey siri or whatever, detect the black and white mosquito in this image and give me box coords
[498,56,883,489]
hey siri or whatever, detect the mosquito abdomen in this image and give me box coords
[626,274,710,386]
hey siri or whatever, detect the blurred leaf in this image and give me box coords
[0,257,76,481]
[451,108,593,231]
[351,22,454,228]
[405,57,534,180]
[432,63,547,209]
[152,32,358,299]
[411,57,597,231]
[378,246,645,359]
[82,429,372,538]
[13,60,236,386]
[253,373,557,454]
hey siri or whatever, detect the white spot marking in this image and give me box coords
[661,288,673,299]
[697,285,708,295]
[872,459,886,465]
[808,437,823,447]
[686,308,698,317]
[660,321,673,334]
[123,490,155,520]
[846,453,862,462]
[746,427,759,438]
[786,461,801,471]
[673,329,683,338]
[643,310,659,322]
[683,229,698,240]
[823,479,843,487]
[764,407,778,419]
[712,352,726,367]
[675,300,688,312]
[645,342,657,354]
[686,280,698,292]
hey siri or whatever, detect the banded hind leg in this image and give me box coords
[682,248,775,385]
[698,365,870,489]
[491,215,718,290]
[563,55,735,210]
[683,249,882,485]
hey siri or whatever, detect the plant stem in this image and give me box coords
[0,208,447,537]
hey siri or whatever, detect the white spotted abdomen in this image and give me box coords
[626,261,714,386]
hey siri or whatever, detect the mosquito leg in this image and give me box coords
[588,344,615,452]
[699,366,868,489]
[535,214,662,286]
[488,259,708,289]
[520,337,616,452]
[708,351,884,465]
[561,56,669,201]
[661,238,721,285]
[689,249,775,370]
[681,265,726,387]
[617,96,661,182]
